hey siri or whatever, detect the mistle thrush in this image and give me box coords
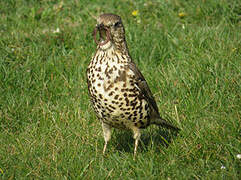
[87,13,180,156]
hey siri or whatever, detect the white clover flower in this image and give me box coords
[53,28,60,33]
[237,154,241,159]
[221,165,226,169]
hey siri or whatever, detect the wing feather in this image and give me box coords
[128,61,180,131]
[128,62,160,117]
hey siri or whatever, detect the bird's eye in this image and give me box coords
[114,21,121,27]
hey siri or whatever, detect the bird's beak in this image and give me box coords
[96,24,108,39]
[96,23,105,31]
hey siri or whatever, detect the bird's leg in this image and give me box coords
[102,122,111,155]
[103,142,107,155]
[132,127,141,159]
[134,138,139,158]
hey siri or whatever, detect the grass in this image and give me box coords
[0,0,240,179]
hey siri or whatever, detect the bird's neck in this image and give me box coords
[115,40,130,57]
[95,41,131,65]
[98,39,131,58]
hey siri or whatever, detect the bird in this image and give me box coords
[86,13,180,157]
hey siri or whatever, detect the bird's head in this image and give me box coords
[93,13,126,49]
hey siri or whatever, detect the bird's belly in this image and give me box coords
[89,76,150,129]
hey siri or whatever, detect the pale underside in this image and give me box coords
[87,42,150,130]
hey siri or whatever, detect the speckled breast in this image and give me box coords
[87,49,150,129]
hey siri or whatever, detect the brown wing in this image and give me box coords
[128,61,180,131]
[128,62,160,118]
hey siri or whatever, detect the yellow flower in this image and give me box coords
[0,167,3,174]
[132,10,139,17]
[178,12,187,18]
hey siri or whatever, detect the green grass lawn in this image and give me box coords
[0,0,240,179]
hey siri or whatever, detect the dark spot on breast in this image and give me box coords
[130,101,138,107]
[109,105,116,110]
[125,97,130,106]
[128,93,136,97]
[112,100,119,104]
[101,112,106,118]
[128,114,132,120]
[106,107,114,113]
[120,107,126,111]
[133,117,137,122]
[109,91,114,96]
[114,95,119,100]
[109,68,113,74]
[140,113,143,119]
[96,54,99,60]
[129,88,136,92]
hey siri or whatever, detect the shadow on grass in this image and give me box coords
[112,127,180,153]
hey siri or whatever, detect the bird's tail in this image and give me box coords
[154,117,180,131]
